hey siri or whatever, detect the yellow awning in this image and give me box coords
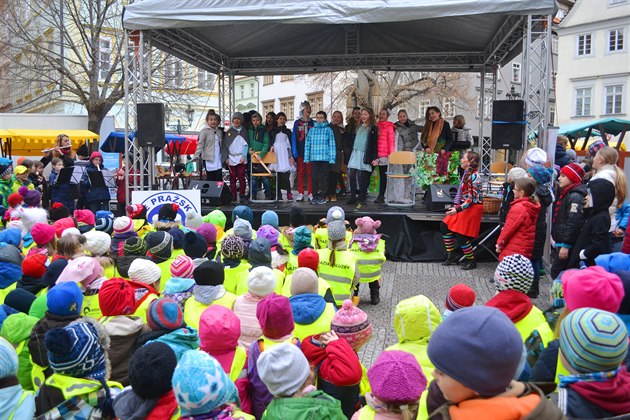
[0,129,12,138]
[4,129,99,156]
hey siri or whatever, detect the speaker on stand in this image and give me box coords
[189,180,232,207]
[137,103,166,189]
[424,184,459,211]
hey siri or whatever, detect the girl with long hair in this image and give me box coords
[41,134,77,168]
[373,108,395,203]
[420,106,452,153]
[346,108,378,208]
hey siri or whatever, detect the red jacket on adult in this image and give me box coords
[377,120,395,158]
[496,197,541,260]
[301,334,363,386]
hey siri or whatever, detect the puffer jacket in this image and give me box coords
[497,197,541,260]
[145,326,199,361]
[0,312,39,390]
[262,390,345,420]
[232,293,264,349]
[394,120,422,152]
[100,316,147,386]
[195,125,225,163]
[113,388,180,420]
[376,120,395,158]
[0,383,35,420]
[532,184,553,260]
[551,185,587,248]
[289,293,335,341]
[555,143,570,168]
[80,162,111,203]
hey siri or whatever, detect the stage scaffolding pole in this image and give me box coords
[478,66,497,176]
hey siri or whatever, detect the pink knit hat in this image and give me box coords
[368,350,427,403]
[31,222,55,246]
[73,209,95,226]
[256,293,294,339]
[562,266,624,312]
[196,223,217,245]
[113,216,134,235]
[56,256,104,288]
[170,255,195,279]
[332,299,373,350]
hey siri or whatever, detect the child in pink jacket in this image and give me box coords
[375,108,395,203]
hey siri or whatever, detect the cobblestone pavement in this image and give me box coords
[356,260,551,368]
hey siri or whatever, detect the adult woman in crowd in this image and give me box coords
[40,134,76,168]
[420,106,452,153]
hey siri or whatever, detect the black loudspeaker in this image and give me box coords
[189,180,232,206]
[424,184,458,211]
[137,103,165,147]
[491,100,525,150]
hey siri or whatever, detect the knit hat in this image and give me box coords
[261,210,279,229]
[257,293,294,339]
[83,230,111,257]
[369,350,427,403]
[231,111,244,122]
[248,238,272,268]
[290,267,318,295]
[113,216,134,235]
[0,337,18,379]
[297,248,319,271]
[247,266,277,297]
[174,350,239,416]
[129,342,177,399]
[98,277,138,316]
[95,218,114,235]
[293,226,312,253]
[566,149,577,161]
[193,260,225,286]
[183,231,208,259]
[74,209,95,227]
[204,209,227,229]
[326,206,345,224]
[185,211,203,229]
[596,252,630,273]
[562,266,624,312]
[560,163,585,184]
[197,223,217,244]
[158,203,179,221]
[53,217,76,238]
[251,111,263,121]
[221,235,245,260]
[588,139,606,157]
[168,228,185,250]
[89,151,103,162]
[126,203,146,219]
[327,220,346,242]
[30,222,55,247]
[332,299,373,350]
[232,205,254,224]
[493,254,534,294]
[18,186,41,207]
[290,206,306,227]
[560,308,628,373]
[527,165,553,185]
[257,225,280,247]
[46,319,109,380]
[233,218,253,240]
[22,253,48,278]
[128,258,161,286]
[4,288,36,314]
[50,203,71,222]
[95,210,113,220]
[0,157,12,177]
[47,281,83,316]
[445,284,476,312]
[507,167,528,182]
[57,256,104,288]
[427,306,523,397]
[147,298,184,331]
[171,255,195,279]
[525,147,547,167]
[257,342,311,397]
[0,228,21,248]
[145,231,173,262]
[7,192,23,207]
[123,236,147,256]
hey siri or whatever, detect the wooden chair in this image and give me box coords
[385,151,417,207]
[488,161,513,191]
[249,151,278,203]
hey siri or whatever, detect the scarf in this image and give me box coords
[559,366,621,388]
[553,182,581,223]
[453,172,466,205]
[425,118,444,152]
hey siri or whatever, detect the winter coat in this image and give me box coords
[304,122,336,164]
[262,390,345,420]
[376,120,395,158]
[1,313,39,390]
[342,123,356,164]
[113,388,180,420]
[100,316,147,386]
[289,294,335,341]
[249,125,270,158]
[532,184,553,260]
[555,143,571,168]
[232,293,264,349]
[291,118,315,158]
[592,164,620,232]
[110,231,138,257]
[195,125,225,163]
[394,120,422,152]
[49,171,73,209]
[559,369,630,418]
[28,312,82,379]
[450,127,473,149]
[0,383,35,420]
[80,162,111,203]
[17,275,47,296]
[496,198,541,260]
[551,185,587,248]
[329,124,345,173]
[358,124,379,166]
[145,326,200,361]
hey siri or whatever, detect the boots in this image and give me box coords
[442,252,459,266]
[461,258,477,270]
[527,278,539,298]
[369,281,380,305]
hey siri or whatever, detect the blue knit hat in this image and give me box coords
[261,210,279,229]
[527,165,553,185]
[0,228,22,248]
[168,227,185,250]
[595,252,630,273]
[173,350,240,416]
[232,205,253,225]
[47,282,83,316]
[560,308,628,373]
[293,226,312,253]
[0,336,18,379]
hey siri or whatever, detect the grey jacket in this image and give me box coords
[194,126,225,163]
[394,121,422,151]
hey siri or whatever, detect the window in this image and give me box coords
[552,35,559,54]
[442,97,455,118]
[197,70,215,90]
[608,29,624,52]
[239,85,245,99]
[512,63,521,84]
[476,96,492,120]
[165,57,183,88]
[306,91,324,113]
[577,34,592,56]
[280,97,295,119]
[605,84,624,114]
[263,75,274,85]
[97,36,112,81]
[549,105,556,126]
[262,100,275,115]
[249,82,255,98]
[419,100,431,118]
[280,75,294,82]
[574,87,592,116]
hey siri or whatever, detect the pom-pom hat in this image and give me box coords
[332,299,372,350]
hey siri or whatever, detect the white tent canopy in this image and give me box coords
[122,0,555,74]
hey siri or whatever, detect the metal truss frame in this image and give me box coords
[478,67,497,176]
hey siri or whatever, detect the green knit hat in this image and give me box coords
[203,210,227,229]
[28,293,48,319]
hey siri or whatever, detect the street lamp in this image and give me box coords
[166,104,195,134]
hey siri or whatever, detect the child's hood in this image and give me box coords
[198,307,240,353]
[588,178,616,214]
[511,197,541,219]
[164,277,195,294]
[394,295,442,344]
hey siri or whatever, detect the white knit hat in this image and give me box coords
[61,227,81,238]
[83,230,112,257]
[290,267,319,296]
[129,258,162,285]
[185,211,203,229]
[247,266,277,297]
[525,147,547,167]
[113,216,134,235]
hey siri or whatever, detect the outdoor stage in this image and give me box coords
[202,199,501,263]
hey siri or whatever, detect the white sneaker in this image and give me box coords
[296,193,304,201]
[307,194,313,201]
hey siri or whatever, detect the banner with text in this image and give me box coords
[131,189,201,225]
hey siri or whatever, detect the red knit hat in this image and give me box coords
[560,163,585,184]
[31,222,55,246]
[90,151,103,161]
[53,217,76,238]
[126,204,146,219]
[297,248,319,272]
[445,284,476,312]
[147,298,184,331]
[98,277,151,316]
[256,293,294,339]
[7,192,23,208]
[22,254,48,278]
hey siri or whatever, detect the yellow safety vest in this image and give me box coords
[314,228,352,250]
[229,346,248,383]
[514,306,554,345]
[357,392,428,420]
[224,261,252,295]
[273,269,285,295]
[349,240,386,284]
[386,342,435,380]
[103,264,116,280]
[360,362,371,396]
[133,293,159,324]
[292,303,336,341]
[82,292,103,319]
[316,249,356,306]
[554,353,571,386]
[44,374,122,399]
[30,359,46,389]
[258,336,299,352]
[158,259,176,292]
[284,253,299,276]
[281,275,333,299]
[184,292,237,330]
[0,282,17,304]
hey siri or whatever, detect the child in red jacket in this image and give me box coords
[496,177,540,261]
[374,109,395,203]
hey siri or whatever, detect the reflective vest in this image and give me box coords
[281,275,333,299]
[30,359,45,389]
[349,240,386,283]
[103,265,116,281]
[357,392,428,420]
[158,259,176,293]
[386,342,435,380]
[554,353,571,386]
[0,282,17,304]
[360,362,371,396]
[224,261,252,295]
[229,346,248,383]
[44,373,122,399]
[82,292,103,319]
[273,269,285,295]
[514,306,554,345]
[292,303,336,341]
[316,249,357,306]
[314,228,352,250]
[285,253,299,276]
[257,336,299,352]
[133,293,159,324]
[184,291,237,330]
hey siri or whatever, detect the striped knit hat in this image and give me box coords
[123,236,147,256]
[560,308,628,373]
[332,299,373,350]
[170,255,195,279]
[445,284,476,312]
[494,254,534,294]
[147,298,184,331]
[145,231,173,262]
[114,216,135,235]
